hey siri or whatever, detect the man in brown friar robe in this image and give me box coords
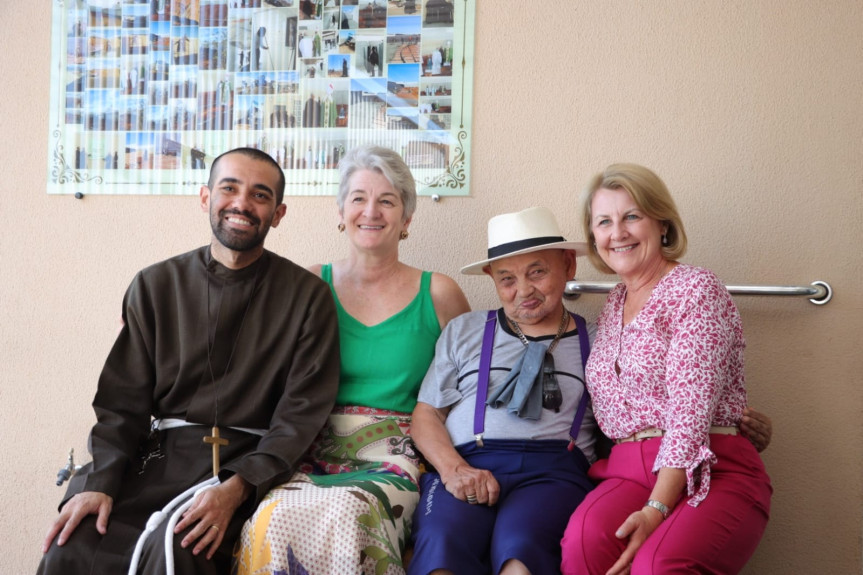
[38,148,341,575]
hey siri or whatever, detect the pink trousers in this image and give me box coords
[560,434,772,575]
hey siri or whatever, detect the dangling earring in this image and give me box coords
[399,230,409,240]
[338,223,345,232]
[661,234,668,246]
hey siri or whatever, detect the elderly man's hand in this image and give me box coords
[741,407,773,452]
[441,463,501,506]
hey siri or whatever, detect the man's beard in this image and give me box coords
[211,208,271,252]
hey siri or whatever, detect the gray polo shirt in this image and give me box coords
[417,308,598,462]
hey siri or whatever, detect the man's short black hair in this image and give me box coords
[208,147,286,205]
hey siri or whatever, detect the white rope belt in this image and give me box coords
[153,417,267,436]
[125,418,266,574]
[127,476,220,575]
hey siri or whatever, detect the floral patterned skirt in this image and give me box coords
[233,407,420,575]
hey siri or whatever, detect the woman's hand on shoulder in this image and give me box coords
[430,272,471,328]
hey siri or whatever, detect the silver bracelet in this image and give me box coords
[645,499,670,519]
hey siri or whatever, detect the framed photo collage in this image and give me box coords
[48,0,474,196]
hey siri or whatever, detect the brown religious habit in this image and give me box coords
[203,252,261,478]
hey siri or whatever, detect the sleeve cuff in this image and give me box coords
[684,445,717,506]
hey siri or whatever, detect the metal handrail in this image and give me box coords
[565,280,833,306]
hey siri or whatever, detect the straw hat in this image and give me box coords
[460,206,588,275]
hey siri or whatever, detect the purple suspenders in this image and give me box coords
[472,310,499,447]
[473,309,591,450]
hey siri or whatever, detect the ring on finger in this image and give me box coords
[466,494,478,504]
[209,524,220,532]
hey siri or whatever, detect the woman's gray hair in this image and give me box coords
[337,144,417,221]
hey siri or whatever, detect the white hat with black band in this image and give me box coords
[460,206,588,275]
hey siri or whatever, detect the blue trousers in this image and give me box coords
[409,439,593,575]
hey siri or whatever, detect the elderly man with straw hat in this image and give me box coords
[407,207,598,575]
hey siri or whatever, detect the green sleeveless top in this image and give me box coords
[322,264,442,412]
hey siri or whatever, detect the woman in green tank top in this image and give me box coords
[237,145,470,575]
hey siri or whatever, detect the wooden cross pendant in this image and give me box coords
[203,426,229,477]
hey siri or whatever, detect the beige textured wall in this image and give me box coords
[3,1,861,573]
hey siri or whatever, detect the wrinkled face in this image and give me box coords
[340,168,409,252]
[590,187,666,280]
[201,153,286,253]
[485,249,576,327]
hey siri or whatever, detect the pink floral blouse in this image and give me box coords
[585,264,747,506]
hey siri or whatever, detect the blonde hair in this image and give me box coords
[581,163,687,274]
